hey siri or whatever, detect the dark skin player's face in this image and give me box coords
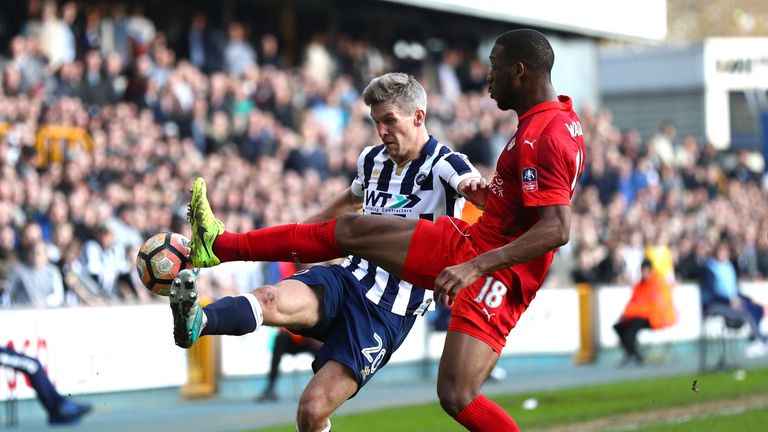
[487,43,520,112]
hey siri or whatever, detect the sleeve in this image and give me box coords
[350,146,371,197]
[518,134,573,207]
[3,270,21,305]
[433,152,480,193]
[81,241,102,275]
[698,265,714,299]
[46,266,65,307]
[5,269,33,305]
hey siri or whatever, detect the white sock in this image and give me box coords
[244,293,264,331]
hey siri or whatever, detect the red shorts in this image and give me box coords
[402,217,530,354]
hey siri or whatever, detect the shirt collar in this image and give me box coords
[518,95,573,121]
[421,135,438,156]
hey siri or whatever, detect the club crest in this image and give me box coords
[521,167,538,191]
[415,172,427,185]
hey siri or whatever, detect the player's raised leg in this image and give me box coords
[169,268,322,349]
[333,213,418,278]
[296,361,357,432]
[187,177,418,277]
[187,177,344,266]
[437,331,519,432]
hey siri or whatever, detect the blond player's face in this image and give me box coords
[370,100,423,165]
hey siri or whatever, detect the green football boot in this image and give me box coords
[187,177,225,268]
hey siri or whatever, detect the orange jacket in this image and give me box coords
[461,202,483,224]
[621,271,677,329]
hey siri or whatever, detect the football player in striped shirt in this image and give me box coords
[171,72,487,431]
[183,29,586,431]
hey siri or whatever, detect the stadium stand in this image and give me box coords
[1,3,768,425]
[1,1,767,309]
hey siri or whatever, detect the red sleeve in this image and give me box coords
[518,134,572,207]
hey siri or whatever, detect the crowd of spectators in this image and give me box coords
[568,114,768,288]
[1,1,766,309]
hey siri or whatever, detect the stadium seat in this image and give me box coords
[696,265,752,372]
[698,312,746,372]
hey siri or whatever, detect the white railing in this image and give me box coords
[3,281,767,400]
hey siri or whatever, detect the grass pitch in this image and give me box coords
[248,366,768,431]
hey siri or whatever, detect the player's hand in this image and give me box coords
[458,177,490,210]
[434,261,483,306]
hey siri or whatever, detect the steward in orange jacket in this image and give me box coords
[621,267,677,329]
[613,259,677,364]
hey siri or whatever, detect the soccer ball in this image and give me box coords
[136,232,193,296]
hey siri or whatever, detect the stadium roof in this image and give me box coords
[378,0,668,42]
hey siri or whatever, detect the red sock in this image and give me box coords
[213,220,341,263]
[455,395,519,432]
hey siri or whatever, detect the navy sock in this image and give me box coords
[200,296,257,336]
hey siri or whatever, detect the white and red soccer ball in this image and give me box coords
[136,232,193,296]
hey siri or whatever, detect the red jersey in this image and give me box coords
[467,95,585,303]
[402,95,586,351]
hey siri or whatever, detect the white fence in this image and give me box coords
[0,305,187,401]
[2,282,767,400]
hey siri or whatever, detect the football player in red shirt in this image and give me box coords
[185,29,585,432]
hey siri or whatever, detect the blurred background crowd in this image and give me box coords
[1,0,767,308]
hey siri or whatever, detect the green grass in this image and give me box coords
[248,367,768,431]
[631,405,768,432]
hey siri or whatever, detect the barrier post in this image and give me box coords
[180,297,218,399]
[574,283,596,364]
[4,391,17,428]
[4,362,18,427]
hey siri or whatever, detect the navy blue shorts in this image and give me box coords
[288,265,416,393]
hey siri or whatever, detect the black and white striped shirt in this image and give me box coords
[342,136,479,316]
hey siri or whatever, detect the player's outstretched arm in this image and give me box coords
[301,187,364,224]
[457,177,490,210]
[434,204,571,304]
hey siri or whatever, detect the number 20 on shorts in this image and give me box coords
[474,277,508,308]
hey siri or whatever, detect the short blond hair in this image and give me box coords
[362,72,427,114]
